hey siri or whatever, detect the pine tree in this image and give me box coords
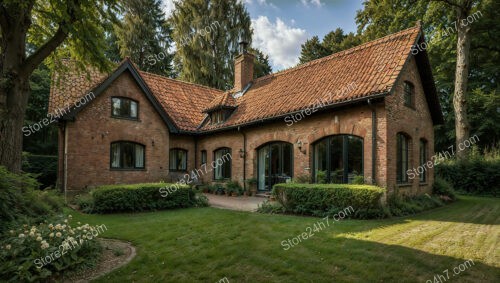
[299,36,330,64]
[170,0,252,90]
[115,0,173,76]
[250,48,272,79]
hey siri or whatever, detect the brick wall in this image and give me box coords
[62,71,170,191]
[385,56,435,196]
[60,57,435,197]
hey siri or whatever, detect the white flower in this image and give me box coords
[18,234,25,238]
[9,230,14,235]
[41,241,49,250]
[82,235,87,240]
[55,232,62,238]
[64,219,68,223]
[36,236,43,242]
[29,232,35,237]
[68,215,73,219]
[48,224,54,229]
[55,224,62,230]
[77,222,81,225]
[5,245,11,250]
[49,233,54,238]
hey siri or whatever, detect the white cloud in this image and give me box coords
[162,0,177,18]
[300,0,323,7]
[251,16,308,70]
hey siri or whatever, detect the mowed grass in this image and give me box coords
[69,196,500,283]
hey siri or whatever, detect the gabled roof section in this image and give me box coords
[202,91,237,113]
[199,24,443,130]
[49,59,223,132]
[139,72,222,131]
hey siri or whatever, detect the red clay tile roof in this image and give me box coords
[50,24,434,132]
[202,91,237,113]
[138,71,222,131]
[200,25,422,131]
[48,59,112,114]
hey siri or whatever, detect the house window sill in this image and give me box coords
[419,183,428,186]
[397,183,412,188]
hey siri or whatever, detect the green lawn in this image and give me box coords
[70,196,499,282]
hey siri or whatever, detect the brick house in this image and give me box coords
[49,23,443,197]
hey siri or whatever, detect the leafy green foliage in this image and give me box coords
[256,200,285,214]
[386,194,444,217]
[0,217,103,282]
[114,0,174,76]
[87,183,200,213]
[250,47,272,79]
[21,153,58,189]
[432,177,457,200]
[170,0,252,89]
[436,153,500,196]
[299,28,361,64]
[272,183,386,219]
[0,167,63,234]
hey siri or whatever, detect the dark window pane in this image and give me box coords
[214,148,231,180]
[121,143,134,168]
[419,140,426,182]
[330,136,343,183]
[314,139,327,182]
[347,136,363,183]
[201,150,207,165]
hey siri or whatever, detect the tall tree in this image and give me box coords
[356,0,493,156]
[170,0,252,90]
[114,0,173,76]
[299,29,361,64]
[250,47,272,79]
[0,0,118,172]
[299,36,330,64]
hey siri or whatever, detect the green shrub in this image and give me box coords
[0,216,103,282]
[22,153,58,189]
[89,183,198,213]
[225,181,242,195]
[432,177,456,201]
[257,201,285,214]
[435,155,500,197]
[272,183,386,219]
[0,167,63,234]
[316,171,327,184]
[387,194,443,217]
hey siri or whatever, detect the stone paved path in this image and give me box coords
[204,193,267,212]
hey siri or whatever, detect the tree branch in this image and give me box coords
[20,0,81,77]
[20,27,69,77]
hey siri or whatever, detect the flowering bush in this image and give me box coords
[0,215,104,282]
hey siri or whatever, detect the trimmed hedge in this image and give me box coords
[272,183,386,219]
[435,158,500,197]
[89,183,197,213]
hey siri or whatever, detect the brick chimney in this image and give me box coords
[234,41,254,92]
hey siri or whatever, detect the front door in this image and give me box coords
[257,142,293,191]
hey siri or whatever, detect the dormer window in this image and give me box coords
[112,97,138,119]
[211,111,225,124]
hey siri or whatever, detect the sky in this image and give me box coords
[162,0,364,72]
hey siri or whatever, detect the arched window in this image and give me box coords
[111,97,138,119]
[397,133,411,183]
[214,148,231,180]
[110,141,145,169]
[170,148,187,171]
[257,142,293,191]
[419,139,428,183]
[403,81,414,108]
[313,135,363,184]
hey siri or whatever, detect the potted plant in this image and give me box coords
[246,178,258,196]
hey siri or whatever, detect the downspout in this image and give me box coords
[367,99,377,185]
[238,126,247,190]
[194,138,198,181]
[64,123,68,203]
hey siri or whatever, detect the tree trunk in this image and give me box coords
[0,79,30,173]
[453,4,472,158]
